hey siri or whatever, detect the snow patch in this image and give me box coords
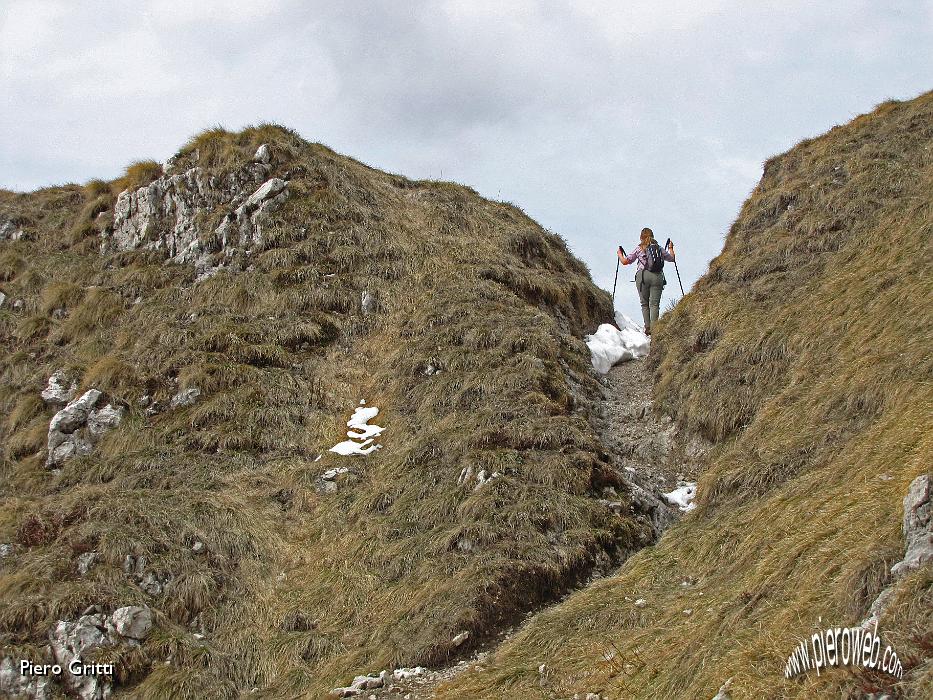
[585,315,650,374]
[330,404,384,456]
[663,482,697,512]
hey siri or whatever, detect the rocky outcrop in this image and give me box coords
[46,389,125,467]
[47,606,153,700]
[0,657,50,699]
[892,474,932,575]
[105,145,287,268]
[863,474,932,627]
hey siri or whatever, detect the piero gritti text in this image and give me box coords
[18,659,114,678]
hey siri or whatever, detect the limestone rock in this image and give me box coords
[218,177,289,250]
[87,405,126,438]
[106,160,280,266]
[170,386,201,409]
[711,677,732,700]
[892,474,931,576]
[110,606,153,640]
[46,390,124,467]
[451,631,469,647]
[76,552,99,575]
[254,143,272,164]
[50,389,102,434]
[361,290,376,314]
[330,671,387,697]
[0,219,26,241]
[49,614,111,700]
[0,656,51,699]
[41,371,78,405]
[863,474,933,627]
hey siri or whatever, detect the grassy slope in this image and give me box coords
[0,127,651,696]
[439,93,933,699]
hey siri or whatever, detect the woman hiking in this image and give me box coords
[617,227,676,336]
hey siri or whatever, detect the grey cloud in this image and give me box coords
[1,0,930,321]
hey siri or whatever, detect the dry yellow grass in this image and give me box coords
[438,92,933,699]
[0,123,644,696]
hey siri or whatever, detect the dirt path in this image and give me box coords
[337,357,704,699]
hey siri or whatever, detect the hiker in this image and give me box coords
[617,227,675,336]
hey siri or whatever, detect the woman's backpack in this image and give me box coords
[645,241,665,273]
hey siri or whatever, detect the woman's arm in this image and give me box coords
[619,246,639,265]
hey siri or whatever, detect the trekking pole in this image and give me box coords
[666,238,685,296]
[612,247,623,305]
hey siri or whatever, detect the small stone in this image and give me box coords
[191,541,205,554]
[0,543,15,557]
[111,605,153,640]
[451,631,469,647]
[76,551,98,575]
[634,598,646,607]
[41,370,77,405]
[87,404,125,438]
[361,291,376,314]
[170,386,201,409]
[139,572,163,596]
[254,144,272,164]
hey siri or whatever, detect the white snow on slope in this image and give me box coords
[663,482,697,512]
[585,313,650,374]
[330,404,384,456]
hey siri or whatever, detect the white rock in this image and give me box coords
[170,386,201,409]
[110,605,153,640]
[191,541,205,554]
[322,467,350,481]
[87,404,125,438]
[451,631,469,646]
[662,482,697,512]
[49,614,111,700]
[892,474,931,576]
[0,543,13,557]
[41,370,77,405]
[76,552,99,575]
[0,291,5,308]
[0,220,26,241]
[392,667,426,681]
[361,290,376,314]
[711,677,732,700]
[254,144,272,164]
[0,655,51,699]
[634,598,646,607]
[139,572,163,596]
[50,390,102,434]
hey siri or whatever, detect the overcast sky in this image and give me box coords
[2,1,930,321]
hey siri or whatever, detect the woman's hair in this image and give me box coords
[640,227,654,247]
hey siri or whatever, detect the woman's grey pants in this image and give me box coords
[635,269,666,331]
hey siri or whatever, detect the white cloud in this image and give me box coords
[1,0,930,321]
